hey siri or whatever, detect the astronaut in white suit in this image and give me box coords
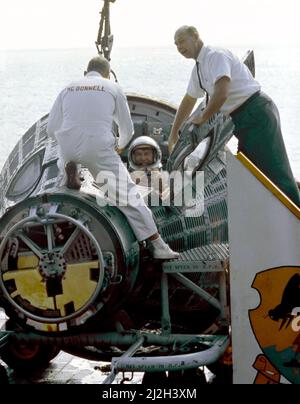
[47,56,178,260]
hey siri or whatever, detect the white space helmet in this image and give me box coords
[128,136,162,170]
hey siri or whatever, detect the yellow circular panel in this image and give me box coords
[55,261,99,316]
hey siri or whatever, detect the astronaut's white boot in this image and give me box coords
[150,236,180,260]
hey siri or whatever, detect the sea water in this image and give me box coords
[0,45,299,176]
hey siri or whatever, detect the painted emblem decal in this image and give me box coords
[249,267,300,384]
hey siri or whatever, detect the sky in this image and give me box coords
[0,0,300,50]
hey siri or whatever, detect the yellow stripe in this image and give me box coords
[237,152,300,220]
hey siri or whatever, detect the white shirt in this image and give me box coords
[47,71,134,148]
[187,46,261,114]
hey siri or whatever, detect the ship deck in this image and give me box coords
[0,310,142,384]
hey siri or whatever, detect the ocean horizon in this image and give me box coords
[1,44,300,177]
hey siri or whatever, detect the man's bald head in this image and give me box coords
[175,26,199,41]
[174,26,203,60]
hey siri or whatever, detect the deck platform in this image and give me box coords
[0,311,142,384]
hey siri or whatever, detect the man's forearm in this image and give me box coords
[118,129,133,149]
[200,92,227,122]
[170,95,197,139]
[171,111,189,139]
[192,77,230,125]
[117,113,134,149]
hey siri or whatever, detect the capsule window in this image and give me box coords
[6,151,44,201]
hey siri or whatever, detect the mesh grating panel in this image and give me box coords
[65,231,95,263]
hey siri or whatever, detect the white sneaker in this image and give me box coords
[150,237,180,260]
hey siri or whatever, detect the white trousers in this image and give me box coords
[55,128,158,241]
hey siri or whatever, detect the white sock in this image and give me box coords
[150,236,167,248]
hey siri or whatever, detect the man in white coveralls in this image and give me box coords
[47,56,179,260]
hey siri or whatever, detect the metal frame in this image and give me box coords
[0,206,105,324]
[0,241,230,384]
[102,243,230,382]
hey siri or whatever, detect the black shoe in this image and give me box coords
[65,161,81,190]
